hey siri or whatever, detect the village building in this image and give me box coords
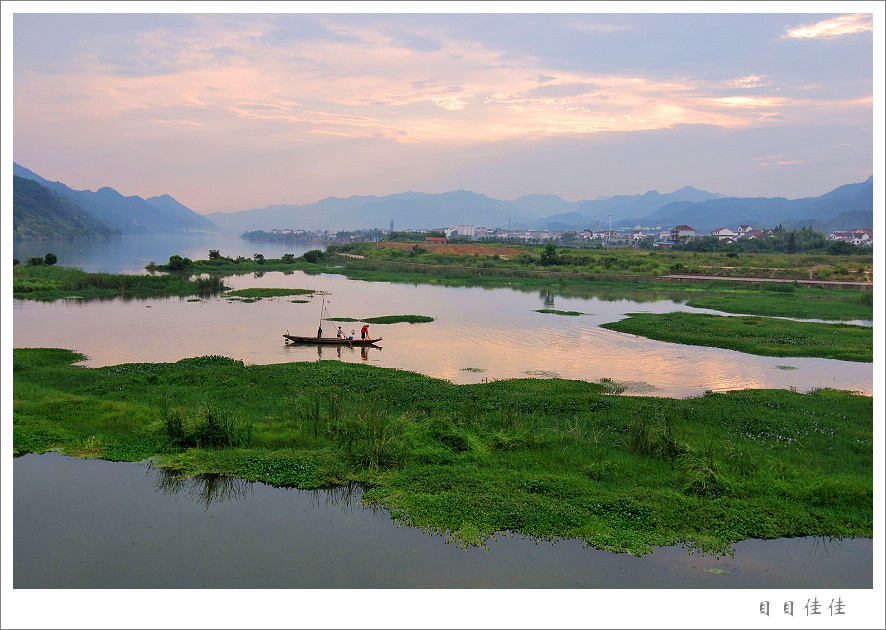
[829,229,873,247]
[711,227,737,242]
[670,225,697,242]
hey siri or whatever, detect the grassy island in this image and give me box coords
[12,263,227,301]
[602,312,873,363]
[13,348,872,557]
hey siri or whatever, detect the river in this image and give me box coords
[9,235,874,397]
[5,234,880,628]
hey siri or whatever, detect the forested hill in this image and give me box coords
[12,175,120,241]
[12,163,219,236]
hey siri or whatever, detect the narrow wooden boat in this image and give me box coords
[284,334,382,346]
[285,296,382,346]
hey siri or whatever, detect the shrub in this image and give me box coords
[303,250,324,263]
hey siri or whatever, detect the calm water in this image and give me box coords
[12,232,322,274]
[7,235,879,623]
[10,236,874,397]
[12,453,875,588]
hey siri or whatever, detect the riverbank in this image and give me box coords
[13,347,872,556]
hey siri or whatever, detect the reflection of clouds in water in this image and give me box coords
[13,269,873,399]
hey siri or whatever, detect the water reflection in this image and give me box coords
[12,453,874,592]
[12,268,873,398]
[304,482,367,512]
[151,467,252,509]
[149,465,368,513]
[281,343,381,360]
[539,288,555,308]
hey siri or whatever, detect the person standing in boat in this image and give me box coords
[317,325,323,338]
[361,324,369,340]
[337,326,345,339]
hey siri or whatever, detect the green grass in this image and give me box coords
[13,347,872,556]
[535,309,586,316]
[684,286,873,321]
[224,288,316,299]
[12,265,227,301]
[327,315,434,324]
[601,312,872,362]
[329,242,872,283]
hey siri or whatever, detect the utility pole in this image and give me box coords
[608,214,612,243]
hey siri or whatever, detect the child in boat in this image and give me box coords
[361,324,369,340]
[337,326,344,339]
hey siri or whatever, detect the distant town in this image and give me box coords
[246,224,874,250]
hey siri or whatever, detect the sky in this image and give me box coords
[4,2,882,216]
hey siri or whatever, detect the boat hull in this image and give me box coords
[284,334,382,346]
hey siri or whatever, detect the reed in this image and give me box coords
[13,265,227,301]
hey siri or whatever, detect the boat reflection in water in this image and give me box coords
[283,341,381,360]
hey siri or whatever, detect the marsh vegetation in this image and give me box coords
[13,347,872,556]
[11,242,873,556]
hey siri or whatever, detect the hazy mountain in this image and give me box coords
[347,190,533,231]
[641,177,872,232]
[209,191,535,232]
[12,163,872,237]
[508,194,581,216]
[539,186,725,230]
[820,210,874,233]
[13,175,119,241]
[13,163,219,235]
[207,195,388,233]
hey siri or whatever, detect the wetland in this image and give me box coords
[8,235,876,617]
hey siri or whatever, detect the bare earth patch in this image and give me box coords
[374,242,528,257]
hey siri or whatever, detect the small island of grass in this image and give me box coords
[535,309,586,316]
[601,312,872,363]
[328,315,434,324]
[224,288,316,301]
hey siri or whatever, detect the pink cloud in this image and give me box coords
[783,14,873,39]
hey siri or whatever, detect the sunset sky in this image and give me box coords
[4,4,882,215]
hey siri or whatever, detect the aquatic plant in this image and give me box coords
[12,347,873,556]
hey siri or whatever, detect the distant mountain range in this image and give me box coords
[12,162,873,241]
[205,178,873,234]
[13,163,218,240]
[12,175,119,241]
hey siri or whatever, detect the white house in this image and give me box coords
[829,229,873,246]
[711,227,737,241]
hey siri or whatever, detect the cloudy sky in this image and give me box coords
[4,3,882,215]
